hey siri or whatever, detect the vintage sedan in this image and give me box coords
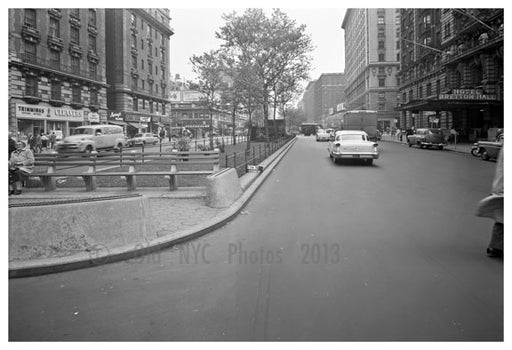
[407,128,446,150]
[328,130,379,165]
[316,129,331,142]
[477,133,503,161]
[127,133,160,147]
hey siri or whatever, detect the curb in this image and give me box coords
[379,139,470,154]
[9,137,297,278]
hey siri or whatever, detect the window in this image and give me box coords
[131,13,136,26]
[88,62,97,78]
[88,9,96,26]
[378,92,386,100]
[141,59,144,70]
[49,50,60,69]
[140,38,144,50]
[149,101,153,113]
[88,34,96,52]
[378,66,385,74]
[51,80,61,100]
[436,80,441,95]
[71,56,80,74]
[396,41,400,50]
[397,53,400,62]
[148,61,152,74]
[72,85,81,103]
[70,26,80,44]
[419,86,423,98]
[379,78,386,87]
[378,103,386,110]
[140,19,144,30]
[426,83,432,96]
[133,96,138,111]
[409,89,414,100]
[378,41,385,49]
[25,76,38,97]
[161,67,165,77]
[149,82,153,94]
[71,9,80,18]
[162,104,166,114]
[155,47,158,57]
[148,42,153,55]
[142,99,146,109]
[142,80,145,90]
[132,77,138,90]
[90,89,98,105]
[49,17,60,37]
[378,53,385,62]
[131,34,136,48]
[444,23,451,39]
[25,42,37,63]
[24,9,36,28]
[377,17,385,25]
[156,85,159,94]
[132,55,137,68]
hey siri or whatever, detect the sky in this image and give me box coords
[169,7,347,84]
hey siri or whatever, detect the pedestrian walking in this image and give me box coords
[9,140,34,195]
[35,133,42,153]
[49,131,57,150]
[476,148,504,257]
[8,132,16,157]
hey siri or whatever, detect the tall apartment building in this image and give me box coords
[342,8,400,130]
[105,9,173,137]
[8,9,108,139]
[397,9,503,141]
[302,73,346,124]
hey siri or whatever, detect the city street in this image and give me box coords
[9,136,503,341]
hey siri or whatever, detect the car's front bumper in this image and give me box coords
[420,141,446,147]
[331,152,379,159]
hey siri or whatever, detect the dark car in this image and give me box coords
[407,128,446,150]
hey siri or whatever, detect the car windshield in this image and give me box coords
[134,134,143,137]
[73,128,94,135]
[337,134,367,141]
[428,129,443,135]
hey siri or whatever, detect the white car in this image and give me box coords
[328,130,379,165]
[316,129,331,142]
[127,133,160,147]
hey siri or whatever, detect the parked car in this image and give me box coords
[316,129,331,142]
[325,128,336,141]
[407,128,446,150]
[56,125,126,153]
[476,133,503,161]
[127,133,160,147]
[328,130,379,165]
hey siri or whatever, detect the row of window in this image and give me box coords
[131,77,166,97]
[132,96,166,114]
[25,75,98,105]
[131,13,166,46]
[131,55,166,76]
[402,80,442,101]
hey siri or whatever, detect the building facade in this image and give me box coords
[8,8,108,140]
[105,8,173,137]
[342,8,401,130]
[301,73,346,125]
[397,8,503,141]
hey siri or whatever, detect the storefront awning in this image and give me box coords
[128,122,148,129]
[108,120,127,126]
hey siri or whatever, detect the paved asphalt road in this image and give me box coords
[9,136,503,341]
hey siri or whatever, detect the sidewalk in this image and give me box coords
[8,137,297,278]
[379,134,474,154]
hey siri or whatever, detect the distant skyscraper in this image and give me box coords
[342,8,400,130]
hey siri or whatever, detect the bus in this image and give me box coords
[300,122,321,136]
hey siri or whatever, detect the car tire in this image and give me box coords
[481,150,490,161]
[408,142,412,147]
[85,145,93,154]
[366,159,373,166]
[438,146,443,150]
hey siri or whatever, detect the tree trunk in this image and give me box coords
[232,105,237,145]
[272,99,278,139]
[246,111,252,150]
[209,109,214,150]
[263,94,269,143]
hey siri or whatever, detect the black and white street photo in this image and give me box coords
[7,5,505,343]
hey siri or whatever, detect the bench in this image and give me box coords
[32,150,220,191]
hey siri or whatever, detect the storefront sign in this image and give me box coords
[439,90,497,101]
[86,112,100,123]
[16,104,85,121]
[108,111,124,121]
[15,104,48,119]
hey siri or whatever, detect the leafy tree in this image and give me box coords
[190,49,228,149]
[217,9,313,142]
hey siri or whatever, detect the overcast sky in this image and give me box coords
[169,7,347,83]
